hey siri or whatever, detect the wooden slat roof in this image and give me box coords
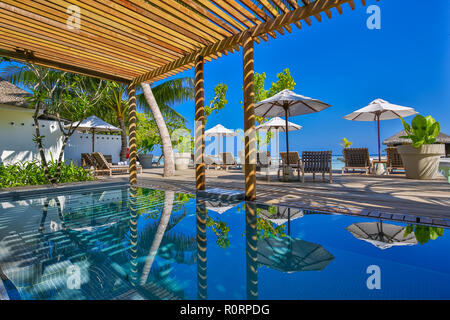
[0,0,369,84]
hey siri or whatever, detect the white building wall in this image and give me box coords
[0,105,125,166]
[65,132,123,165]
[0,105,64,165]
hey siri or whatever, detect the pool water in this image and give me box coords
[0,186,449,300]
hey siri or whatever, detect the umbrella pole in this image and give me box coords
[92,129,95,153]
[285,107,290,167]
[377,114,381,162]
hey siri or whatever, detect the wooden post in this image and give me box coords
[128,84,138,185]
[243,31,256,201]
[128,185,139,287]
[246,202,258,300]
[195,55,206,191]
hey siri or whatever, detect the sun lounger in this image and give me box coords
[257,151,271,170]
[81,153,94,168]
[301,151,332,183]
[92,152,142,176]
[220,152,237,170]
[205,155,219,169]
[278,152,301,180]
[238,150,245,169]
[342,148,371,174]
[386,147,404,174]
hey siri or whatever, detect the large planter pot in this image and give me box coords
[138,154,153,169]
[397,144,445,179]
[174,152,191,170]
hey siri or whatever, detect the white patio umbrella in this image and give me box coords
[204,198,241,215]
[346,221,418,250]
[256,117,302,163]
[205,124,237,158]
[255,89,331,166]
[343,99,417,161]
[66,115,121,153]
[258,206,304,235]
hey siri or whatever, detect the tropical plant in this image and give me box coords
[404,224,444,245]
[268,68,296,97]
[340,137,353,149]
[101,82,129,161]
[136,112,160,154]
[205,83,228,124]
[1,63,106,184]
[400,115,441,148]
[206,215,231,249]
[0,160,93,188]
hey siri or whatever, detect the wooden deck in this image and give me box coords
[108,167,450,221]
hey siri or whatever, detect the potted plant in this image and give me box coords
[397,115,445,179]
[172,131,192,170]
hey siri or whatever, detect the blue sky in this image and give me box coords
[158,0,449,156]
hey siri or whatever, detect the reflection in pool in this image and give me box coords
[0,186,449,300]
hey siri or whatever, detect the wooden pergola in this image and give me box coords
[0,0,371,200]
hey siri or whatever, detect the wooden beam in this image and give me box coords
[128,84,138,185]
[243,31,256,201]
[195,55,206,191]
[0,48,130,83]
[132,0,354,85]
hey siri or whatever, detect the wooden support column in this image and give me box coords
[196,199,208,299]
[195,55,206,191]
[243,31,256,201]
[128,84,138,185]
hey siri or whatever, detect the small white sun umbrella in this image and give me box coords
[256,117,302,163]
[205,124,237,158]
[346,221,418,250]
[204,198,241,215]
[343,99,417,161]
[255,89,331,166]
[66,115,121,153]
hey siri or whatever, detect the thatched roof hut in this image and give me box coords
[383,130,450,157]
[0,77,31,107]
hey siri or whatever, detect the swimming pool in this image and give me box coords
[0,185,449,300]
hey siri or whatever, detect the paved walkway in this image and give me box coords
[108,166,450,220]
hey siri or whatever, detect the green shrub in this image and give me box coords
[0,160,93,188]
[400,115,441,148]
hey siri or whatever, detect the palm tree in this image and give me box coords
[139,78,194,177]
[102,82,129,161]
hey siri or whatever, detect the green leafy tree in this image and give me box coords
[101,82,130,161]
[2,63,105,184]
[205,83,228,123]
[404,224,444,245]
[268,68,296,97]
[139,78,194,177]
[136,112,160,154]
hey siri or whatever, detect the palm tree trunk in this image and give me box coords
[140,190,174,285]
[141,83,175,177]
[118,116,127,162]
